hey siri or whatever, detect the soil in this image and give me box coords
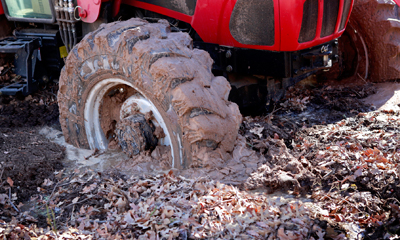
[0,72,65,224]
[0,80,60,128]
[0,127,65,219]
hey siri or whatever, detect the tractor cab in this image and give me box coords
[2,0,55,22]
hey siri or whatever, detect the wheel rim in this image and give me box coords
[84,78,176,164]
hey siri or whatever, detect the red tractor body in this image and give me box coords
[0,1,4,15]
[0,0,355,103]
[78,0,353,52]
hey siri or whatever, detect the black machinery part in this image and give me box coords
[193,39,338,78]
[15,29,64,80]
[0,29,64,96]
[0,37,40,96]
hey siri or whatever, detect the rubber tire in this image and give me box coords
[57,19,242,169]
[349,0,400,82]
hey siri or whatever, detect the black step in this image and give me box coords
[0,37,40,53]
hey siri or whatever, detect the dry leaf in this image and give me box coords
[0,194,8,204]
[6,177,13,187]
[250,125,264,138]
[42,179,54,187]
[81,183,97,193]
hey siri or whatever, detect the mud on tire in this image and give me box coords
[349,0,400,82]
[57,18,242,168]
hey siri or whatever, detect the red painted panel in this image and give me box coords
[279,0,353,51]
[395,0,400,6]
[123,0,192,23]
[0,1,4,15]
[190,0,281,51]
[113,0,121,17]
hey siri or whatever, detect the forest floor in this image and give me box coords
[1,71,400,239]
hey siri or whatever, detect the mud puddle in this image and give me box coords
[39,127,132,173]
[39,126,264,188]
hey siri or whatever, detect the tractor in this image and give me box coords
[0,0,399,169]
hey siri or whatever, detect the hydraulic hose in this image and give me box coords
[55,0,66,52]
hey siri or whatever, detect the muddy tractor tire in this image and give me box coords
[346,0,400,82]
[57,19,242,169]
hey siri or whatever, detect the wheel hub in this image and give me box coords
[114,93,170,157]
[115,113,158,157]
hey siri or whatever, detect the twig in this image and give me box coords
[265,106,282,124]
[48,181,60,203]
[9,188,19,212]
[64,197,90,208]
[165,187,191,195]
[70,205,75,224]
[0,165,4,187]
[85,148,100,160]
[350,89,362,98]
[384,197,400,205]
[357,73,368,84]
[0,67,11,76]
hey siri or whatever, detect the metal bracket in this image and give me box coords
[0,37,41,96]
[76,0,101,23]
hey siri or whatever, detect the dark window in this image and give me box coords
[339,0,352,31]
[229,0,275,46]
[298,0,319,43]
[321,0,340,38]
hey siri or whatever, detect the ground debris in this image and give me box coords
[1,79,400,239]
[1,169,327,239]
[244,137,315,195]
[240,82,399,239]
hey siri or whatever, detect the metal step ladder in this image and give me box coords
[0,37,41,96]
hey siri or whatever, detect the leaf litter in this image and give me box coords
[1,81,400,239]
